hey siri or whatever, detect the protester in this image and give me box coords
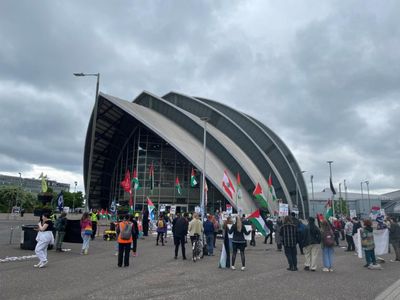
[172,213,188,260]
[264,217,274,244]
[54,212,67,252]
[280,216,298,271]
[333,218,341,246]
[188,213,203,245]
[156,215,166,246]
[212,215,219,248]
[321,220,335,272]
[361,219,380,269]
[116,215,135,267]
[90,209,98,240]
[142,209,149,237]
[388,217,400,262]
[130,215,139,257]
[80,212,92,255]
[274,217,283,251]
[303,217,321,271]
[344,217,355,252]
[34,213,54,268]
[220,216,233,268]
[204,214,215,256]
[291,212,304,255]
[229,215,249,270]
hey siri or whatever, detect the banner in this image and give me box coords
[350,210,357,219]
[354,228,389,258]
[278,203,289,216]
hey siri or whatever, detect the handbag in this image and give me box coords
[84,225,93,236]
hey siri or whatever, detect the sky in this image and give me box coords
[0,1,399,196]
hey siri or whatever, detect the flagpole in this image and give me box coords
[134,130,141,213]
[200,117,209,220]
[327,161,335,217]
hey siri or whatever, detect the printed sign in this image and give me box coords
[278,203,289,216]
[226,204,232,215]
[170,205,176,215]
[195,206,201,213]
[160,204,166,212]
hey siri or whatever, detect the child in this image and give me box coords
[156,215,165,246]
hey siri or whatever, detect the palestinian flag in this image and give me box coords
[237,172,242,201]
[253,183,268,208]
[248,209,270,237]
[325,199,333,220]
[190,168,198,187]
[120,169,131,193]
[149,162,155,194]
[268,174,277,202]
[132,168,140,191]
[147,197,155,221]
[222,170,235,199]
[175,177,182,195]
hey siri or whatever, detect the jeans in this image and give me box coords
[206,234,214,255]
[284,246,297,268]
[174,236,186,259]
[365,249,376,265]
[55,231,65,250]
[392,242,400,260]
[156,232,164,245]
[81,232,91,251]
[322,247,334,268]
[346,235,355,251]
[118,243,131,267]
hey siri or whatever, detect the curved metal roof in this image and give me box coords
[84,91,308,217]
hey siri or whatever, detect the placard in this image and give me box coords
[170,205,176,215]
[226,204,232,215]
[278,203,289,216]
[160,204,166,212]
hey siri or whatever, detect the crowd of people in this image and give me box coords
[31,208,400,274]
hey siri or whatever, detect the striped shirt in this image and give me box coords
[280,223,298,247]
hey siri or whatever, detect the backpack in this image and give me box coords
[158,220,164,228]
[120,222,132,240]
[322,230,335,247]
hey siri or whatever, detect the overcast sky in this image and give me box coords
[1,1,399,196]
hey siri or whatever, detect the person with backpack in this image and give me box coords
[320,220,335,272]
[156,215,166,246]
[116,215,135,267]
[55,212,67,252]
[302,217,321,271]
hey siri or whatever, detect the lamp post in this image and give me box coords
[74,72,100,212]
[365,180,371,215]
[18,172,22,210]
[200,117,209,220]
[310,175,315,216]
[360,181,364,217]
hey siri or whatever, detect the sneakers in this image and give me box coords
[304,266,310,271]
[39,261,48,268]
[328,268,333,272]
[84,249,88,255]
[231,266,236,270]
[34,262,41,268]
[241,266,246,271]
[322,268,329,272]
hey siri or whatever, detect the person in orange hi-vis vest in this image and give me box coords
[116,215,135,267]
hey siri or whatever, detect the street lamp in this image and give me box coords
[310,175,315,216]
[18,172,22,209]
[200,117,209,220]
[364,180,371,215]
[360,181,364,216]
[74,72,100,212]
[295,170,306,218]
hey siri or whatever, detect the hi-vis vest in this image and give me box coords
[118,221,133,244]
[91,213,98,222]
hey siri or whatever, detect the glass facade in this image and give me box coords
[109,126,227,213]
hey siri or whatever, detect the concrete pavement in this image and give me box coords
[1,217,400,300]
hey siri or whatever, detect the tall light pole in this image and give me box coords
[360,181,364,216]
[327,161,334,216]
[200,117,209,220]
[365,180,371,215]
[74,72,100,212]
[344,179,348,215]
[18,172,22,209]
[310,175,315,217]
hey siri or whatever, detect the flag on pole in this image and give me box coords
[268,174,277,202]
[330,177,336,195]
[120,170,131,193]
[222,170,235,199]
[147,197,155,221]
[57,192,64,212]
[253,183,268,208]
[325,199,333,220]
[248,209,270,237]
[175,177,182,195]
[40,173,48,193]
[132,168,141,191]
[190,168,198,187]
[149,162,155,194]
[237,172,242,201]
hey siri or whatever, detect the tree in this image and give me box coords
[0,186,40,213]
[334,198,349,216]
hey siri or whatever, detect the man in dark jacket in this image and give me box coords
[302,217,321,271]
[280,216,298,271]
[264,217,274,244]
[203,215,214,256]
[173,213,188,260]
[388,218,400,261]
